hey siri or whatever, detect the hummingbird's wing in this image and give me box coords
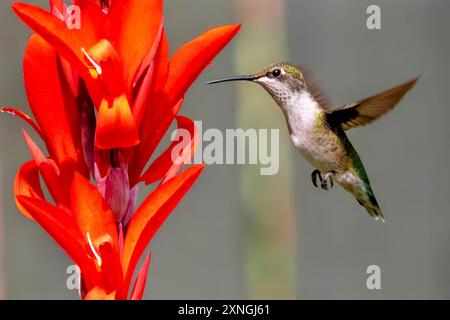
[300,66,331,108]
[326,77,419,130]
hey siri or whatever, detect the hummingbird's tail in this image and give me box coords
[357,194,385,223]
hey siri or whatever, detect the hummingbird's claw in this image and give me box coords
[311,170,336,190]
[311,170,322,188]
[321,171,336,190]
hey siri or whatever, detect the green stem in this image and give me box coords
[232,0,298,299]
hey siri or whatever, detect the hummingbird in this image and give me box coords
[207,61,419,222]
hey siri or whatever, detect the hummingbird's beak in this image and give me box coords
[206,75,258,85]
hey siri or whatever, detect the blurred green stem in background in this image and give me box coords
[232,0,298,299]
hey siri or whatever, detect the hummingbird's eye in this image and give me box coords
[272,69,282,78]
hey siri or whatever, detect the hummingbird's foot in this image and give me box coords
[311,170,335,190]
[321,171,336,190]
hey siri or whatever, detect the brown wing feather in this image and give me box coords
[326,77,420,130]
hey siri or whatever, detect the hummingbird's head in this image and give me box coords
[207,61,307,106]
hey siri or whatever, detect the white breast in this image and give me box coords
[286,91,321,149]
[285,91,338,171]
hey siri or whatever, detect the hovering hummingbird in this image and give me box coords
[207,62,419,222]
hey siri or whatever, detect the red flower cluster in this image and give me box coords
[2,0,239,299]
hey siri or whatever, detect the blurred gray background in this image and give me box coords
[0,0,449,299]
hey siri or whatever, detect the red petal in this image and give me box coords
[70,172,118,248]
[144,30,169,99]
[22,130,68,206]
[86,39,125,96]
[129,253,151,300]
[94,148,111,179]
[72,0,97,8]
[108,0,163,92]
[130,98,182,186]
[63,171,122,290]
[95,95,140,149]
[13,3,104,81]
[132,61,156,126]
[0,107,44,140]
[84,286,116,300]
[17,196,101,289]
[122,165,204,297]
[165,24,240,106]
[98,241,123,295]
[49,0,66,18]
[24,34,88,175]
[14,161,45,220]
[128,31,170,184]
[59,56,80,98]
[141,116,199,184]
[131,24,164,124]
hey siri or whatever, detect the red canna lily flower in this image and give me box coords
[2,0,240,299]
